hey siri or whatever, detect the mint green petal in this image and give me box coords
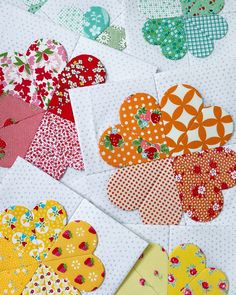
[185,15,228,58]
[181,0,225,16]
[23,0,48,13]
[142,17,188,60]
[83,6,110,40]
[58,7,84,33]
[96,25,126,51]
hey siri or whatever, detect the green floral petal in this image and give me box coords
[83,6,110,40]
[96,25,126,51]
[142,17,188,60]
[181,0,225,16]
[185,15,228,58]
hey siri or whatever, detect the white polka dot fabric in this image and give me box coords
[0,157,83,218]
[71,36,157,82]
[6,0,29,11]
[0,3,78,57]
[42,0,125,31]
[124,0,236,70]
[126,224,170,250]
[71,200,147,295]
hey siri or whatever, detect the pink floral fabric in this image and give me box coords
[0,39,67,109]
[25,112,84,179]
[0,39,107,179]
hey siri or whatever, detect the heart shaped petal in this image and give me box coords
[23,264,79,294]
[118,243,229,294]
[25,112,84,180]
[185,15,228,58]
[117,244,168,294]
[138,0,183,18]
[0,95,45,168]
[83,6,110,40]
[0,200,67,261]
[108,147,236,224]
[0,239,38,295]
[168,244,229,294]
[45,221,105,292]
[142,17,188,60]
[99,84,233,168]
[108,158,183,224]
[48,54,107,122]
[96,25,127,51]
[99,93,169,167]
[181,0,225,16]
[172,147,236,222]
[0,39,67,109]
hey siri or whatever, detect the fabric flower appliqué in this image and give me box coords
[139,0,228,60]
[0,200,105,294]
[117,243,229,295]
[103,84,235,224]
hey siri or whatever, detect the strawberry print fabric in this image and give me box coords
[0,200,105,294]
[99,84,233,168]
[48,55,107,122]
[23,264,79,294]
[25,112,84,180]
[108,147,236,223]
[117,243,229,295]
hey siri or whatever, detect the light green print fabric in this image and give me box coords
[58,7,84,33]
[83,6,110,40]
[180,0,225,16]
[143,17,187,60]
[96,25,127,51]
[141,0,228,60]
[138,0,182,18]
[185,15,228,57]
[23,0,48,13]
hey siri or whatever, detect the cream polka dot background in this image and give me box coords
[0,3,78,57]
[72,37,157,83]
[0,157,83,217]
